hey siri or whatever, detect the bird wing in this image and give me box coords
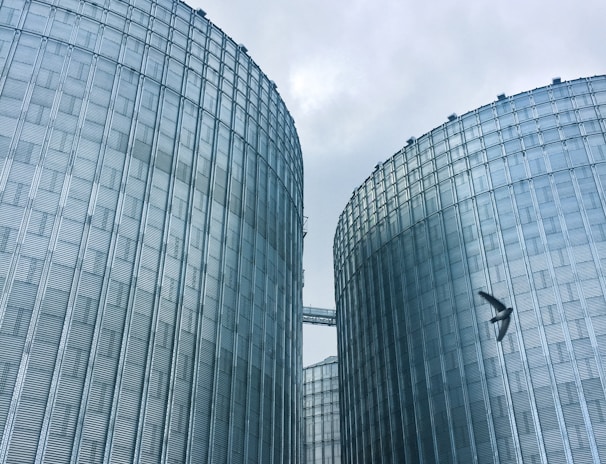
[496,316,511,342]
[478,291,507,313]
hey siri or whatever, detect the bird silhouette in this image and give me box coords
[478,291,513,342]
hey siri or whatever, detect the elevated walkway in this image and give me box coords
[302,306,336,326]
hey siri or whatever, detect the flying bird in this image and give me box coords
[478,291,513,342]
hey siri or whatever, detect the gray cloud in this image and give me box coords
[188,0,606,365]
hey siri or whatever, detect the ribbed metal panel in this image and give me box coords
[0,0,303,462]
[335,76,606,463]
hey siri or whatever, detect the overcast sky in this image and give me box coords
[186,0,606,366]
